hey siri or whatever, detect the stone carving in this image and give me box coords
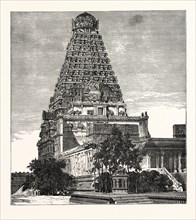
[68,109,75,115]
[42,110,55,120]
[75,109,82,115]
[119,110,127,117]
[107,109,114,116]
[78,122,85,130]
[68,108,82,115]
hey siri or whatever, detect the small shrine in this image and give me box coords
[112,174,128,194]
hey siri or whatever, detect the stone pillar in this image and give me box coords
[94,106,98,115]
[146,153,151,168]
[103,106,106,116]
[161,151,164,168]
[174,152,177,173]
[85,151,88,174]
[81,104,84,115]
[169,152,173,172]
[178,152,182,173]
[58,118,64,153]
[125,178,128,188]
[156,152,160,168]
[116,178,119,188]
[117,106,119,116]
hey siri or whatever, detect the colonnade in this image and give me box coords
[146,150,185,173]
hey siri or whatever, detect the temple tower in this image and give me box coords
[49,12,126,118]
[37,12,150,175]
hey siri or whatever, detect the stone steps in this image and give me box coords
[70,196,111,204]
[76,175,94,191]
[171,172,187,191]
[70,193,114,204]
[113,195,153,204]
[115,198,153,204]
[76,188,94,191]
[70,192,154,204]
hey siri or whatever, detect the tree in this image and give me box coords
[23,173,36,191]
[90,126,145,193]
[25,158,76,195]
[92,126,144,175]
[128,170,173,193]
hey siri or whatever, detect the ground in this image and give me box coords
[11,191,186,205]
[11,195,71,205]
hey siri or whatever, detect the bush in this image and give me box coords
[128,170,173,193]
[25,158,77,195]
[23,173,36,191]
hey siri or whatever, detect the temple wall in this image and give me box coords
[54,137,60,156]
[11,172,30,194]
[59,121,141,153]
[63,147,186,177]
[62,121,89,152]
[138,119,150,138]
[72,130,87,145]
[63,148,94,176]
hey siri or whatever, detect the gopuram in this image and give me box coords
[37,12,186,191]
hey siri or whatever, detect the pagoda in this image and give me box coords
[37,12,151,177]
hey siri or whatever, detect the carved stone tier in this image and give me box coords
[48,12,124,109]
[57,114,148,122]
[71,101,126,107]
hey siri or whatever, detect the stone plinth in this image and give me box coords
[112,174,128,194]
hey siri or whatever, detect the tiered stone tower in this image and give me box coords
[37,12,150,177]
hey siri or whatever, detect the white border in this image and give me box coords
[1,1,195,220]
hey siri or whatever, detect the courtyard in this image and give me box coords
[11,191,186,205]
[11,195,71,205]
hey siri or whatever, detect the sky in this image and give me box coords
[11,11,186,172]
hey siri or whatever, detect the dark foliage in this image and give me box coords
[92,126,144,175]
[94,172,113,193]
[24,158,76,195]
[128,170,173,193]
[23,173,36,191]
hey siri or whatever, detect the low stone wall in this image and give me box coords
[70,193,115,204]
[76,175,94,191]
[148,194,186,204]
[11,172,30,194]
[70,192,186,204]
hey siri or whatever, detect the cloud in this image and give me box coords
[129,14,144,26]
[124,91,185,110]
[11,111,42,138]
[12,130,30,141]
[11,130,39,172]
[114,41,126,54]
[143,91,179,98]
